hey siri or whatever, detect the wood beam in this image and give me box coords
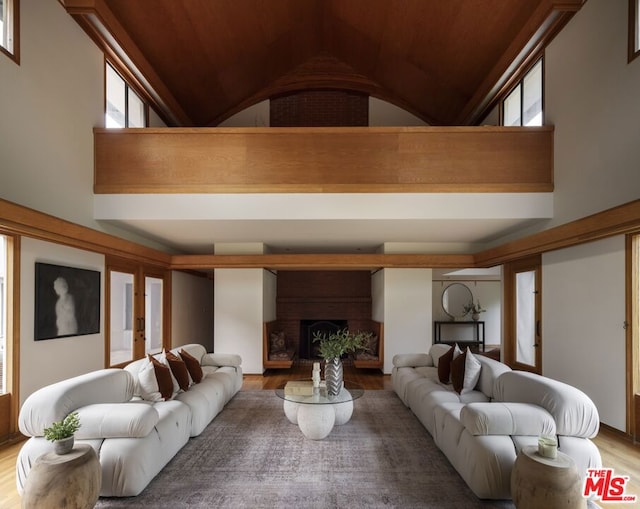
[170,253,476,271]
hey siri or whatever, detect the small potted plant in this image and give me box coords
[464,300,486,321]
[43,412,81,455]
[312,328,372,395]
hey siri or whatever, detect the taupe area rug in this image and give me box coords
[93,391,542,508]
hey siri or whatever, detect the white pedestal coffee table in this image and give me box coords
[275,380,364,440]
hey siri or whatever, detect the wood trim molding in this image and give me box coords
[170,253,476,271]
[458,0,582,125]
[0,198,170,267]
[475,200,640,267]
[61,0,189,127]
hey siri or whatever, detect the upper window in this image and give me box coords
[106,62,147,128]
[502,59,543,127]
[0,0,19,62]
[630,0,640,62]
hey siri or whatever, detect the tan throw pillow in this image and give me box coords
[179,348,204,384]
[165,351,191,391]
[148,354,174,401]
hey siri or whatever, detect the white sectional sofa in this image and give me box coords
[16,343,242,497]
[392,343,602,499]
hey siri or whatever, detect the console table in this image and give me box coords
[434,321,485,351]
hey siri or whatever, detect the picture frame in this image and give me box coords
[34,262,101,341]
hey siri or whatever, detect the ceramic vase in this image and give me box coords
[324,357,343,396]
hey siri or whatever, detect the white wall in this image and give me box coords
[542,236,626,430]
[485,0,640,247]
[0,1,171,252]
[213,269,264,374]
[20,238,105,404]
[171,271,214,351]
[545,0,640,226]
[381,269,432,373]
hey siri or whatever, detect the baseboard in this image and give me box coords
[599,422,640,447]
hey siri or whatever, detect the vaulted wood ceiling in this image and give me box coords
[63,0,583,127]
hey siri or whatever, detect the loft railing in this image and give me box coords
[93,126,553,194]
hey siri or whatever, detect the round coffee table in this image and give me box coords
[275,380,364,440]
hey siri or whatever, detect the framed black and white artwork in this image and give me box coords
[34,262,101,341]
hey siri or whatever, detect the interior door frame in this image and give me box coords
[503,254,542,373]
[105,256,171,367]
[0,233,19,444]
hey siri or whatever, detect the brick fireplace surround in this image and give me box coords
[275,271,375,359]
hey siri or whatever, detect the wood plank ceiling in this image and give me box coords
[63,0,583,127]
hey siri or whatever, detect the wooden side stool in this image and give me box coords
[22,444,101,509]
[511,445,586,509]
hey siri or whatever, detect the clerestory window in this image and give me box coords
[502,58,543,127]
[0,0,19,63]
[105,62,147,128]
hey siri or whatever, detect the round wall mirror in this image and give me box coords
[442,283,473,320]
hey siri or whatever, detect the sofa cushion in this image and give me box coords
[270,331,286,353]
[451,348,481,394]
[18,369,135,437]
[165,351,191,391]
[202,352,243,367]
[475,355,511,399]
[392,353,432,368]
[460,402,556,436]
[179,348,204,383]
[493,371,600,438]
[149,355,175,400]
[430,343,454,367]
[138,356,173,401]
[437,344,462,384]
[75,402,159,439]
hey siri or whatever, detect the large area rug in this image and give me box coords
[93,391,533,508]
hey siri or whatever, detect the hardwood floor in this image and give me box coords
[0,366,637,509]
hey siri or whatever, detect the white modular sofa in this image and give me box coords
[392,343,602,499]
[16,344,242,497]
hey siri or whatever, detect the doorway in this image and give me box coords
[106,257,169,367]
[504,255,542,373]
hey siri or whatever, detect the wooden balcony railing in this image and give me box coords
[93,126,553,194]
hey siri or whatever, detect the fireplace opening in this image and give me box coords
[299,319,348,359]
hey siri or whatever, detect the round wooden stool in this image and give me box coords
[22,443,101,509]
[511,445,586,509]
